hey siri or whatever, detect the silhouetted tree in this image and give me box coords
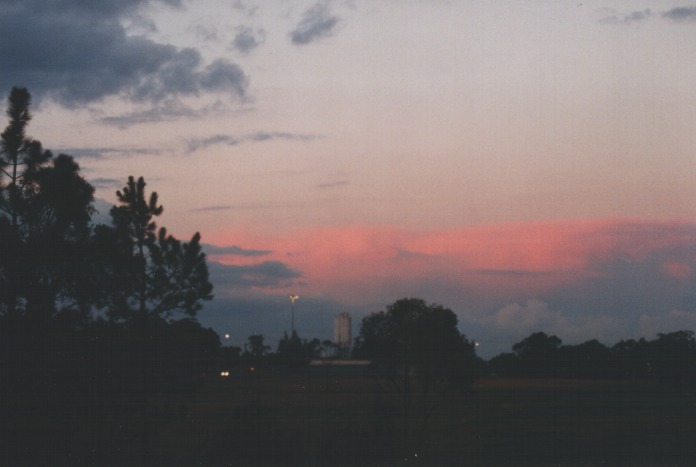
[219,344,242,371]
[488,352,521,377]
[0,88,98,465]
[275,332,323,367]
[353,297,480,447]
[0,88,94,319]
[276,330,305,367]
[246,334,270,357]
[512,331,562,377]
[94,176,212,322]
[355,298,480,386]
[559,339,610,379]
[649,330,696,385]
[610,337,651,379]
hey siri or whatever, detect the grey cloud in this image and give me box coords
[249,131,320,142]
[98,100,200,127]
[91,198,115,225]
[55,146,162,159]
[231,1,260,18]
[233,27,266,53]
[90,178,124,189]
[208,260,302,289]
[191,203,283,212]
[186,135,239,153]
[203,244,272,257]
[599,9,653,24]
[290,3,339,45]
[123,14,159,35]
[600,7,696,25]
[186,131,320,153]
[190,24,219,42]
[190,205,236,212]
[199,59,249,96]
[0,0,248,107]
[663,6,696,22]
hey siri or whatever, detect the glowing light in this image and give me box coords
[224,333,230,339]
[288,294,299,303]
[220,371,230,377]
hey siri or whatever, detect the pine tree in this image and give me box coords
[95,176,213,321]
[0,87,93,318]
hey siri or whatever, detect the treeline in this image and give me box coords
[489,330,696,385]
[218,331,342,371]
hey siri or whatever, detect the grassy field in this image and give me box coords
[132,372,696,466]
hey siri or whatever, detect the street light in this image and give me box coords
[289,294,299,334]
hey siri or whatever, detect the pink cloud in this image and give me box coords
[662,261,692,280]
[206,218,696,305]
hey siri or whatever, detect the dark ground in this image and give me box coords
[72,372,696,466]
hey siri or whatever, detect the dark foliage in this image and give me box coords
[353,297,481,387]
[0,88,219,465]
[0,87,95,320]
[490,330,696,387]
[93,176,213,321]
[274,330,323,368]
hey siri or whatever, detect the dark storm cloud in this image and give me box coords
[0,0,248,106]
[208,260,302,289]
[232,26,265,53]
[290,3,339,45]
[203,244,272,257]
[663,6,696,22]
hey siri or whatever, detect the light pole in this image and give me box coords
[288,294,299,334]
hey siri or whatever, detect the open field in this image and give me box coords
[114,372,696,466]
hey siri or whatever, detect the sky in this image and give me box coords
[3,0,696,357]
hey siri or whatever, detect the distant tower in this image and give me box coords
[334,312,352,359]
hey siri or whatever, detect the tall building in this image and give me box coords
[334,312,352,358]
